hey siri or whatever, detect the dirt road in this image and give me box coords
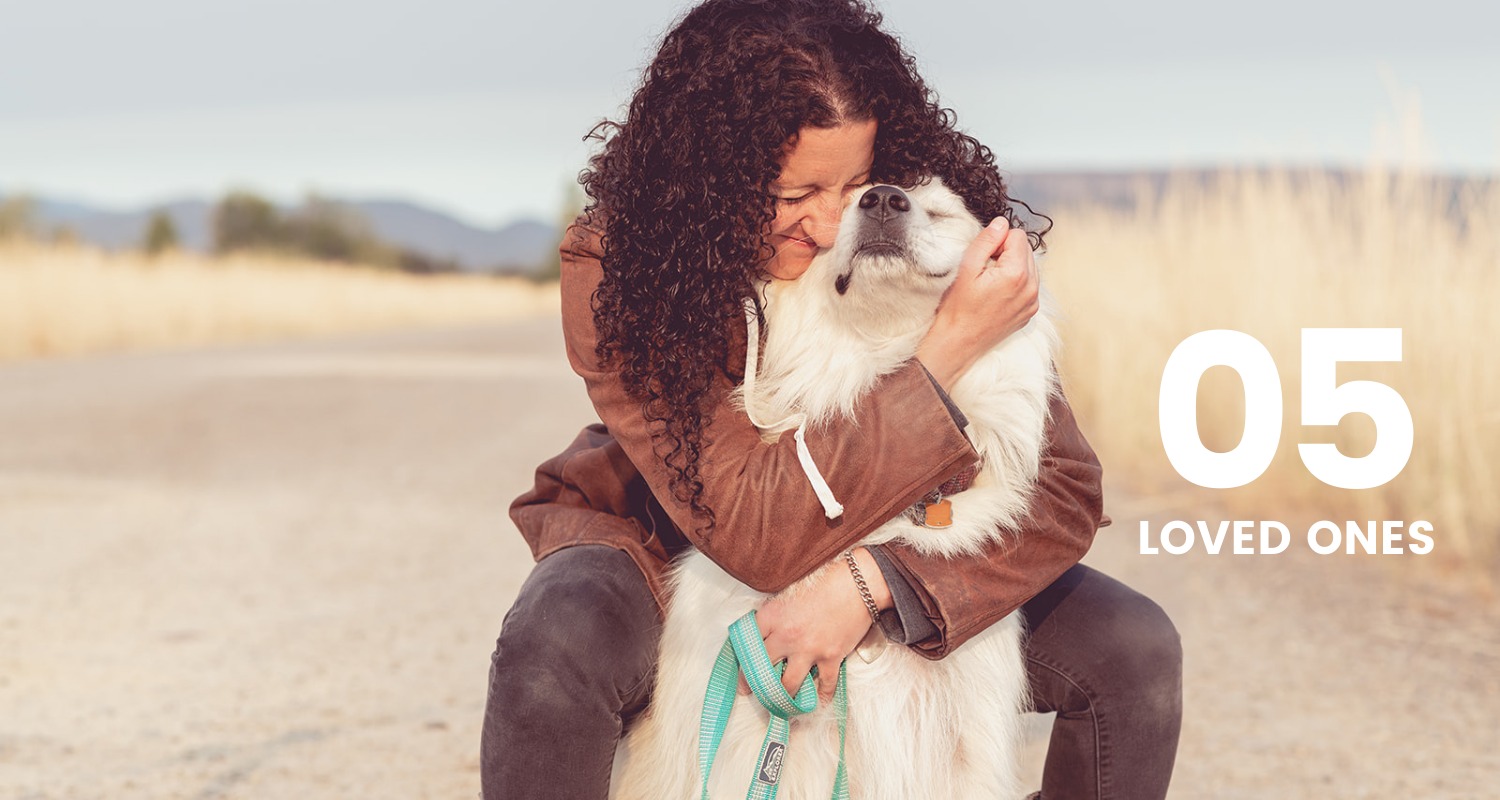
[1,319,1495,798]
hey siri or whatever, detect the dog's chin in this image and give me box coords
[850,245,926,275]
[853,240,905,259]
[852,235,958,270]
[838,251,953,295]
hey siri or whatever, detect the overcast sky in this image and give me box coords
[2,0,1496,227]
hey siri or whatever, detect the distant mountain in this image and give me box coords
[351,199,557,274]
[4,191,562,275]
[33,196,218,251]
[1005,167,1496,231]
[1005,171,1175,217]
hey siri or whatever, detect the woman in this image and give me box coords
[483,0,1182,797]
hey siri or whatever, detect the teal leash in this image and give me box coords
[697,610,850,800]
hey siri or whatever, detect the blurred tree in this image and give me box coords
[142,210,179,255]
[535,180,586,282]
[50,225,81,246]
[397,248,462,275]
[207,187,460,275]
[283,193,398,268]
[213,190,282,253]
[0,195,38,240]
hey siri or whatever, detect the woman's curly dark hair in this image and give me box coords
[577,0,1051,539]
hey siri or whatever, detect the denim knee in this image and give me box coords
[1096,590,1182,712]
[491,546,660,708]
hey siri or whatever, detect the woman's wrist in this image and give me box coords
[845,546,894,612]
[915,324,973,393]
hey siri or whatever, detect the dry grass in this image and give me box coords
[1041,165,1499,582]
[0,241,559,361]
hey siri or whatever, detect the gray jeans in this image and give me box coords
[480,545,1182,799]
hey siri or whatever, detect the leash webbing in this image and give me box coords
[697,610,850,799]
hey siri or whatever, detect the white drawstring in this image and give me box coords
[741,296,844,520]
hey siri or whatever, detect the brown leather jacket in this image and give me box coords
[510,214,1112,659]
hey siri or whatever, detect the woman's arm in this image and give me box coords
[870,385,1111,659]
[558,216,978,594]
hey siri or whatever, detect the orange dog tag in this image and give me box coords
[922,499,953,528]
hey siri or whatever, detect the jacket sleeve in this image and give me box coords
[870,385,1113,659]
[558,216,979,594]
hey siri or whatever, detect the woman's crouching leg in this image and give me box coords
[1020,563,1183,800]
[480,544,662,800]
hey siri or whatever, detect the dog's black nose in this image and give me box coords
[858,185,910,220]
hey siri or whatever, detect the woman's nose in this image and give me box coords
[807,195,844,248]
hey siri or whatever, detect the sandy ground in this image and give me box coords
[1,317,1496,798]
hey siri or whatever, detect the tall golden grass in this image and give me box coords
[1043,166,1499,583]
[0,242,559,361]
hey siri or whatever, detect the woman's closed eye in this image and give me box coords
[778,178,870,207]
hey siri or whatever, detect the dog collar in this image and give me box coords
[906,460,981,528]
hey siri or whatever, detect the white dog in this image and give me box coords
[611,177,1060,799]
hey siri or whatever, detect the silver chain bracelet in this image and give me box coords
[841,549,881,624]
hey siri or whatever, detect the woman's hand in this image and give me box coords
[740,547,893,701]
[917,217,1039,392]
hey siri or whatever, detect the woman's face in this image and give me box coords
[759,118,878,281]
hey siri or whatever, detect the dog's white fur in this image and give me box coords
[611,177,1060,799]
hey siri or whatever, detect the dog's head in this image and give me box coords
[802,176,983,330]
